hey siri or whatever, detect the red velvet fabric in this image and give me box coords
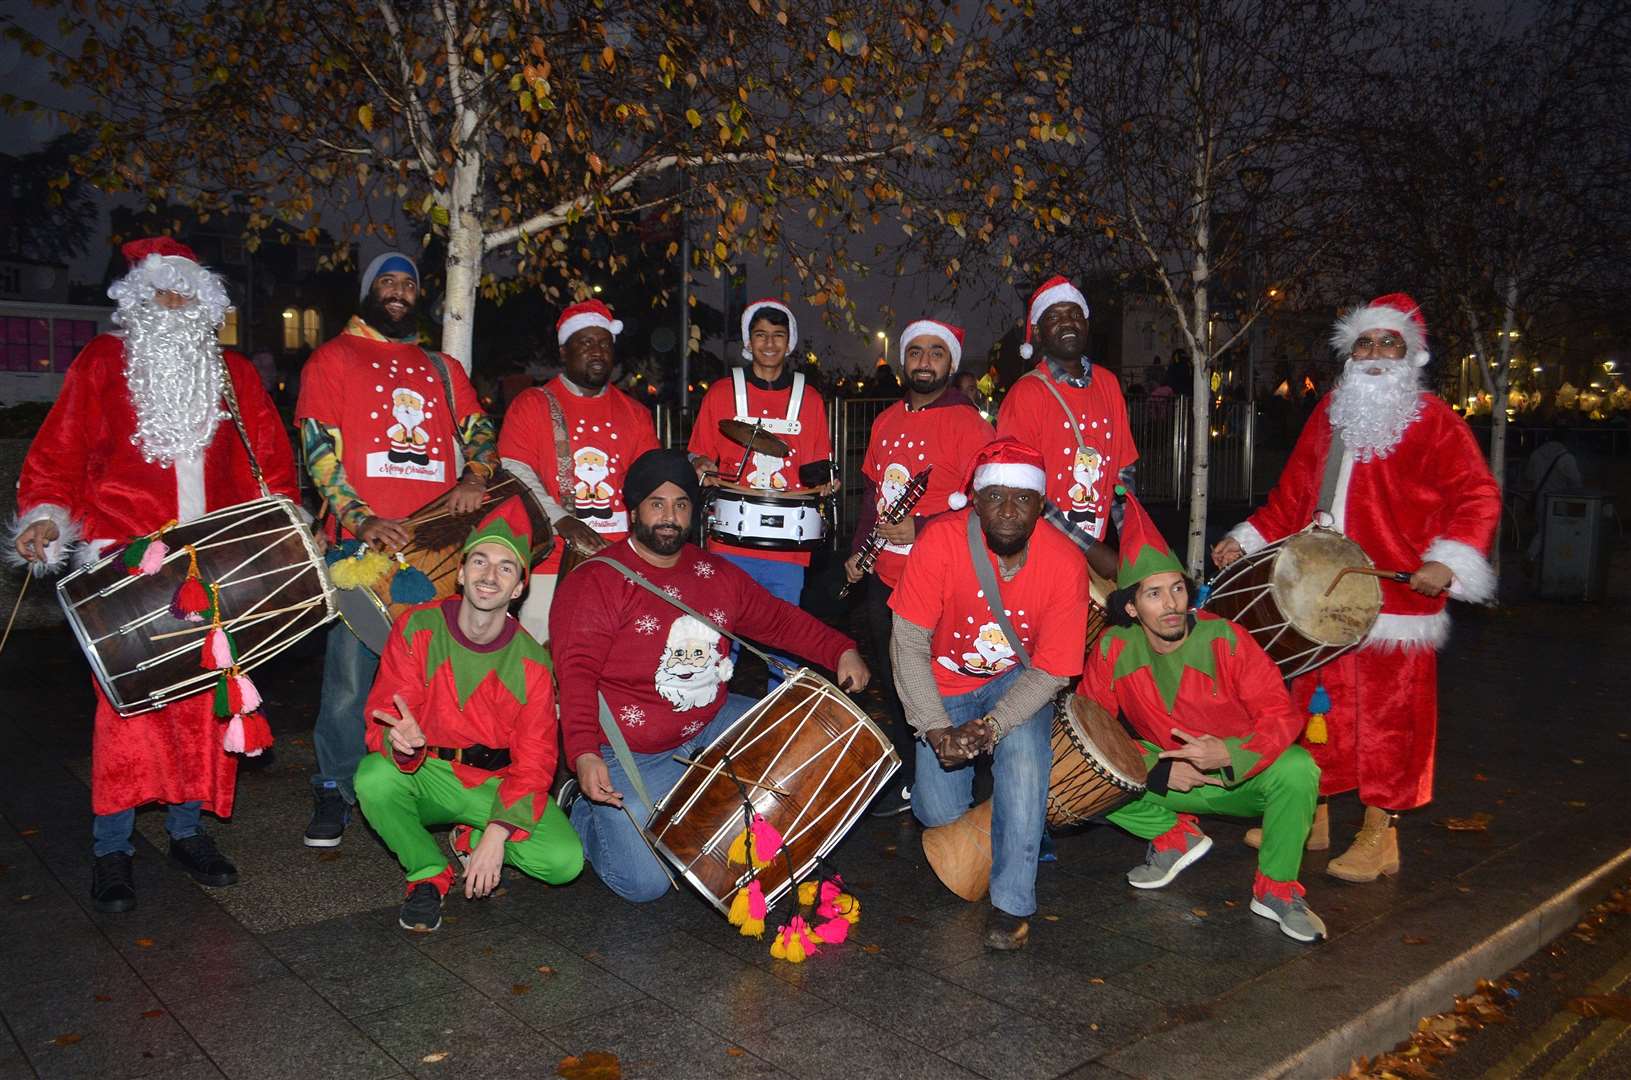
[1290,648,1437,810]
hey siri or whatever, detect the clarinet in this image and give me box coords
[839,466,932,598]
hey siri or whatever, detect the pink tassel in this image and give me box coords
[222,714,245,754]
[748,880,766,922]
[750,815,784,862]
[203,628,233,671]
[792,916,822,957]
[814,916,850,944]
[233,674,262,713]
[138,539,168,575]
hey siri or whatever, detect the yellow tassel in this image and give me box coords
[739,915,765,939]
[784,934,806,963]
[727,886,750,927]
[839,894,862,924]
[798,881,819,906]
[726,830,749,867]
[769,934,787,960]
[330,548,392,590]
[1306,713,1328,745]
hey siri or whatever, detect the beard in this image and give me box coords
[633,516,687,556]
[359,291,420,340]
[907,369,949,396]
[1327,358,1425,461]
[120,302,225,465]
[982,523,1032,557]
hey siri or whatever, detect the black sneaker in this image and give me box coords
[169,834,239,887]
[869,783,912,818]
[983,907,1030,951]
[553,777,580,815]
[91,852,136,913]
[399,882,444,933]
[304,782,350,848]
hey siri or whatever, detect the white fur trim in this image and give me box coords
[1423,537,1495,604]
[1027,281,1089,327]
[175,454,206,523]
[4,504,80,576]
[1019,342,1033,359]
[1365,610,1449,650]
[75,538,114,569]
[971,462,1045,494]
[948,491,968,510]
[740,300,798,360]
[1330,303,1429,368]
[1226,520,1269,556]
[898,320,963,371]
[557,312,623,345]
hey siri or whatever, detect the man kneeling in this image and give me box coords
[358,498,583,932]
[1080,491,1326,942]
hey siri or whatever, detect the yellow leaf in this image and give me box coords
[357,104,374,132]
[422,1051,449,1063]
[827,29,844,51]
[685,108,702,128]
[713,241,728,261]
[556,1051,622,1079]
[600,46,615,70]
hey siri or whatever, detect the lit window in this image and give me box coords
[281,308,300,350]
[301,308,322,348]
[220,308,239,347]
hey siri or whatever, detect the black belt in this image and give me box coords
[429,744,511,771]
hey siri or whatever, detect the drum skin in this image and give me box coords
[646,670,898,913]
[57,497,334,715]
[1046,694,1149,827]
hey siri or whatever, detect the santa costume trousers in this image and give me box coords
[1290,646,1437,811]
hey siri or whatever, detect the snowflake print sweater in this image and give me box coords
[551,540,856,764]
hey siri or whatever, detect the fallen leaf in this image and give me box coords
[1570,757,1585,765]
[895,914,916,925]
[422,1051,449,1063]
[134,938,155,949]
[1088,977,1105,985]
[1565,994,1631,1021]
[1223,899,1239,908]
[510,983,531,996]
[557,1050,621,1079]
[51,1033,81,1046]
[1403,934,1428,945]
[1566,800,1588,809]
[1438,812,1493,832]
[93,994,111,1003]
[318,850,342,862]
[18,827,39,837]
[482,946,495,957]
[1043,914,1060,922]
[861,943,881,954]
[725,1046,745,1056]
[1473,772,1488,782]
[1089,1022,1099,1031]
[15,894,33,902]
[141,1009,163,1019]
[536,965,556,976]
[1190,907,1208,918]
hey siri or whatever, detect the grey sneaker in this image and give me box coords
[1251,890,1327,943]
[1126,827,1212,890]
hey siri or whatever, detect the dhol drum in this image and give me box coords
[57,496,336,715]
[1203,525,1382,680]
[645,669,899,914]
[922,693,1149,901]
[334,470,554,653]
[706,482,827,552]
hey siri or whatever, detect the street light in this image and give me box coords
[876,329,888,363]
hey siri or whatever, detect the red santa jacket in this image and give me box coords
[1228,394,1499,649]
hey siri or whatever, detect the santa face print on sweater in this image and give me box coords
[572,445,618,522]
[1066,446,1104,529]
[654,615,735,711]
[877,462,913,553]
[937,619,1019,678]
[745,449,789,490]
[386,387,432,465]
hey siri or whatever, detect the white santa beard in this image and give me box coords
[1327,358,1424,461]
[121,303,226,466]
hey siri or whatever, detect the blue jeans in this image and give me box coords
[911,666,1052,917]
[721,553,805,688]
[571,693,754,902]
[312,623,380,803]
[93,802,202,858]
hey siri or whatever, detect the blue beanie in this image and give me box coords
[360,252,419,301]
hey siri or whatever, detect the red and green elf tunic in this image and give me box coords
[356,598,583,893]
[1079,611,1320,888]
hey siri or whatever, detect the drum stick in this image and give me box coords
[620,804,680,890]
[1323,565,1413,597]
[147,597,326,640]
[669,756,791,796]
[0,572,29,658]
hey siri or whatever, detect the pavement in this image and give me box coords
[1,438,1628,1078]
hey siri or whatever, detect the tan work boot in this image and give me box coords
[1326,805,1400,882]
[1244,801,1329,852]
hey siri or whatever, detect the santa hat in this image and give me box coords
[121,237,200,266]
[1330,292,1430,368]
[557,299,623,346]
[740,298,798,360]
[898,319,965,372]
[1114,487,1184,589]
[108,236,230,325]
[462,496,532,565]
[947,437,1046,510]
[1018,276,1089,359]
[358,251,420,301]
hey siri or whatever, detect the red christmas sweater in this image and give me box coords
[296,324,482,526]
[364,599,557,840]
[498,380,659,572]
[687,369,832,566]
[551,540,855,764]
[856,391,993,587]
[996,362,1138,541]
[1078,612,1302,783]
[889,509,1089,696]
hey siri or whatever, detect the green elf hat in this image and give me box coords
[461,496,532,565]
[1115,486,1184,589]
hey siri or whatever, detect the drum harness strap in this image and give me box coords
[215,356,274,501]
[1317,426,1347,521]
[964,511,1033,670]
[1020,369,1104,560]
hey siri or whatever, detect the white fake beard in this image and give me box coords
[120,302,226,466]
[1327,358,1424,462]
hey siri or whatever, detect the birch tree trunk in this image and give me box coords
[441,152,484,374]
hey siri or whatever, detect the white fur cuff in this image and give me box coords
[1366,610,1450,650]
[3,504,81,577]
[1226,520,1269,556]
[1423,537,1496,604]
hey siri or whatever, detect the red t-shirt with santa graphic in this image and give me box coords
[889,508,1090,696]
[498,380,659,573]
[996,362,1138,541]
[296,323,482,524]
[686,368,832,567]
[551,539,855,765]
[859,396,993,587]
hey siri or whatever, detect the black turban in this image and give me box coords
[622,448,703,514]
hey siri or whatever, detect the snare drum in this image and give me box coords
[1203,526,1382,680]
[56,496,336,715]
[1047,694,1148,827]
[645,669,899,913]
[706,482,826,551]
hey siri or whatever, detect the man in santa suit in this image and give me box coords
[7,237,301,912]
[498,299,658,642]
[997,276,1136,582]
[1212,293,1500,882]
[842,318,993,818]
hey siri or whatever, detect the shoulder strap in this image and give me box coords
[964,512,1032,668]
[1023,368,1088,454]
[215,354,273,499]
[596,691,653,810]
[1317,425,1347,517]
[786,372,806,424]
[540,384,575,511]
[732,368,749,419]
[419,347,465,478]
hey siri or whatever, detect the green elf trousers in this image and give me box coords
[1106,743,1319,883]
[355,754,584,885]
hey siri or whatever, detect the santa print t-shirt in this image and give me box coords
[498,381,658,573]
[889,509,1090,696]
[686,372,832,567]
[551,540,856,765]
[296,330,481,522]
[996,362,1138,541]
[861,397,994,587]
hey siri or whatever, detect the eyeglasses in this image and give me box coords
[1351,334,1407,356]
